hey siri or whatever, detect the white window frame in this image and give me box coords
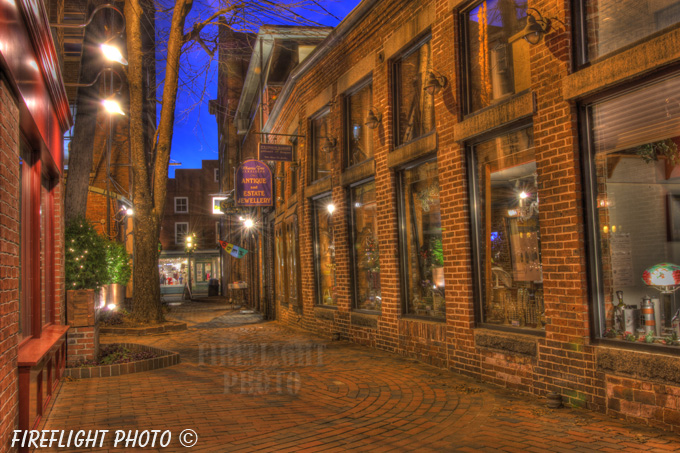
[175,222,189,244]
[214,168,219,182]
[175,197,188,213]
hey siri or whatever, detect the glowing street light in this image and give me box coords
[244,219,254,229]
[327,203,336,214]
[101,43,128,65]
[102,97,125,116]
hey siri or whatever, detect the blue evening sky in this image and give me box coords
[167,1,362,177]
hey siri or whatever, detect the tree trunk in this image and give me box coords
[125,0,192,323]
[64,0,108,223]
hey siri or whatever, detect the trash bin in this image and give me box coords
[208,278,219,296]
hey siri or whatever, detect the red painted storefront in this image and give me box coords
[0,0,71,448]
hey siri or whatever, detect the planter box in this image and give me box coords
[66,289,95,327]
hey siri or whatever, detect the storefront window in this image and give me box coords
[587,74,680,346]
[463,0,529,112]
[346,81,374,167]
[311,109,331,182]
[470,127,543,331]
[275,225,287,306]
[285,216,301,311]
[583,0,680,62]
[394,37,435,145]
[313,195,336,306]
[350,181,381,311]
[289,137,298,196]
[399,160,445,318]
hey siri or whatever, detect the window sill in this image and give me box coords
[314,306,337,321]
[454,91,533,142]
[564,25,680,101]
[351,311,380,329]
[400,314,445,324]
[305,176,332,199]
[341,158,375,187]
[388,132,437,169]
[473,327,540,357]
[18,325,69,367]
[596,343,680,386]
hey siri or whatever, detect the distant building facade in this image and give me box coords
[159,160,221,294]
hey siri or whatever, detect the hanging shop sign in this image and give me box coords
[235,160,272,206]
[258,143,293,162]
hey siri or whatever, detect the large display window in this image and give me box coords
[313,194,336,306]
[469,127,544,331]
[350,181,381,312]
[398,159,445,318]
[585,74,680,347]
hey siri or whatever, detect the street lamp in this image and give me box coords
[184,233,197,297]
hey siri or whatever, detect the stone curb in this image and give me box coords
[99,321,187,336]
[64,343,180,379]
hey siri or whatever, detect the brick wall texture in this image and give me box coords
[226,0,680,434]
[0,77,20,453]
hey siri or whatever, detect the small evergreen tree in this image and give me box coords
[65,217,108,290]
[106,241,132,286]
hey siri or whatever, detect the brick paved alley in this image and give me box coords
[39,302,680,452]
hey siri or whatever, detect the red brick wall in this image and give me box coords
[229,0,680,434]
[0,77,20,453]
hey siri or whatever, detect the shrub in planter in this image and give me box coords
[65,217,109,291]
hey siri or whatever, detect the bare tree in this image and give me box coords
[124,0,337,322]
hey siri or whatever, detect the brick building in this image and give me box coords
[221,0,680,433]
[159,160,221,295]
[0,0,72,443]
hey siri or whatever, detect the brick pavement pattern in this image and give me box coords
[39,305,680,452]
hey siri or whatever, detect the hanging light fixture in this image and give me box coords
[521,8,552,45]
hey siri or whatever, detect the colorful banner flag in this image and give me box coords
[219,240,249,258]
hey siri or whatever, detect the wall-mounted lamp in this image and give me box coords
[65,67,123,88]
[321,137,337,154]
[327,203,336,215]
[102,96,125,116]
[424,70,447,96]
[364,107,382,130]
[522,8,551,45]
[51,3,125,32]
[100,43,128,65]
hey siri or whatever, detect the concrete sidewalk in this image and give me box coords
[38,307,680,452]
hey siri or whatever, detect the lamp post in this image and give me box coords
[185,233,197,297]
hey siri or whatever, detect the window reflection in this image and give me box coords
[465,0,529,112]
[472,127,544,330]
[400,160,445,318]
[351,181,381,311]
[346,82,374,166]
[395,38,435,145]
[314,195,336,306]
